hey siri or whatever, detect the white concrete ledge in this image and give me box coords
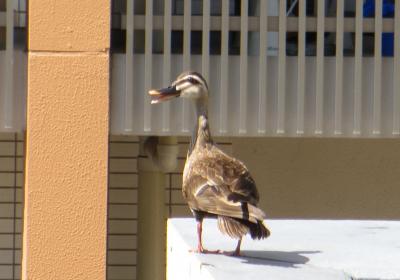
[167,219,400,280]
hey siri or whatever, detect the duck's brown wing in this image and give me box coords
[185,148,266,223]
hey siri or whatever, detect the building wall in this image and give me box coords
[107,135,232,280]
[108,136,400,279]
[2,133,400,280]
[0,133,24,280]
[233,138,400,220]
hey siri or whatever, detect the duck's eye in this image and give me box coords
[188,77,198,84]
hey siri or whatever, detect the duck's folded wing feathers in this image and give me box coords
[192,183,267,223]
[192,151,260,204]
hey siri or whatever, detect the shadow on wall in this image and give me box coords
[239,250,321,267]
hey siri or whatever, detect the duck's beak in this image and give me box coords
[149,85,180,104]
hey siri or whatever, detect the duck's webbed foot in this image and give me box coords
[221,238,242,257]
[189,246,222,254]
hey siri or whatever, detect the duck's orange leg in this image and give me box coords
[190,220,221,254]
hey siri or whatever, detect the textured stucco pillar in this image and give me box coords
[22,1,110,280]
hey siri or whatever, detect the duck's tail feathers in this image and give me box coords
[248,220,270,240]
[217,216,271,240]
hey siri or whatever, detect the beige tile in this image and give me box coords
[14,249,21,264]
[15,219,22,233]
[0,265,12,279]
[109,173,138,188]
[171,190,185,204]
[0,158,14,172]
[109,142,139,158]
[170,205,192,217]
[0,173,14,187]
[14,265,21,279]
[0,204,14,217]
[16,158,24,172]
[108,235,136,250]
[1,187,22,203]
[15,174,24,187]
[16,133,25,141]
[109,158,137,173]
[109,189,137,204]
[0,142,14,156]
[108,250,137,265]
[108,205,137,219]
[16,189,23,203]
[0,133,14,141]
[0,234,13,248]
[177,136,190,143]
[175,159,185,172]
[0,219,13,233]
[0,189,14,202]
[108,220,137,234]
[171,174,183,188]
[178,143,189,157]
[16,143,24,157]
[107,266,136,279]
[0,249,12,264]
[14,234,22,249]
[15,204,22,218]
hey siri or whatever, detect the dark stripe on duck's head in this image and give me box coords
[174,71,209,91]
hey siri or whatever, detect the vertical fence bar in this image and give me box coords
[220,0,229,134]
[334,0,344,135]
[296,0,306,135]
[144,0,153,132]
[373,0,382,135]
[3,0,14,129]
[202,0,210,83]
[258,0,268,134]
[163,0,172,132]
[276,0,286,134]
[239,0,248,134]
[315,0,324,135]
[393,1,400,135]
[125,0,134,132]
[182,0,191,133]
[353,0,363,135]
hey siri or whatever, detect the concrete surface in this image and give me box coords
[168,219,400,280]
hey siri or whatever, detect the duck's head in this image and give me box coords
[149,71,208,104]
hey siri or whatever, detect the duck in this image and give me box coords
[149,71,270,256]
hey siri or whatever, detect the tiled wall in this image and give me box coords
[107,135,232,280]
[0,133,232,280]
[3,132,399,279]
[0,133,24,280]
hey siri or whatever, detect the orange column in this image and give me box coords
[23,1,110,280]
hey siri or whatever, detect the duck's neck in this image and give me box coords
[188,98,213,155]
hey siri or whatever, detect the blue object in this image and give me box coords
[364,0,395,56]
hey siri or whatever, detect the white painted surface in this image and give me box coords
[167,219,400,280]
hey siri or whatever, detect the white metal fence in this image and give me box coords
[0,0,26,133]
[110,0,400,137]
